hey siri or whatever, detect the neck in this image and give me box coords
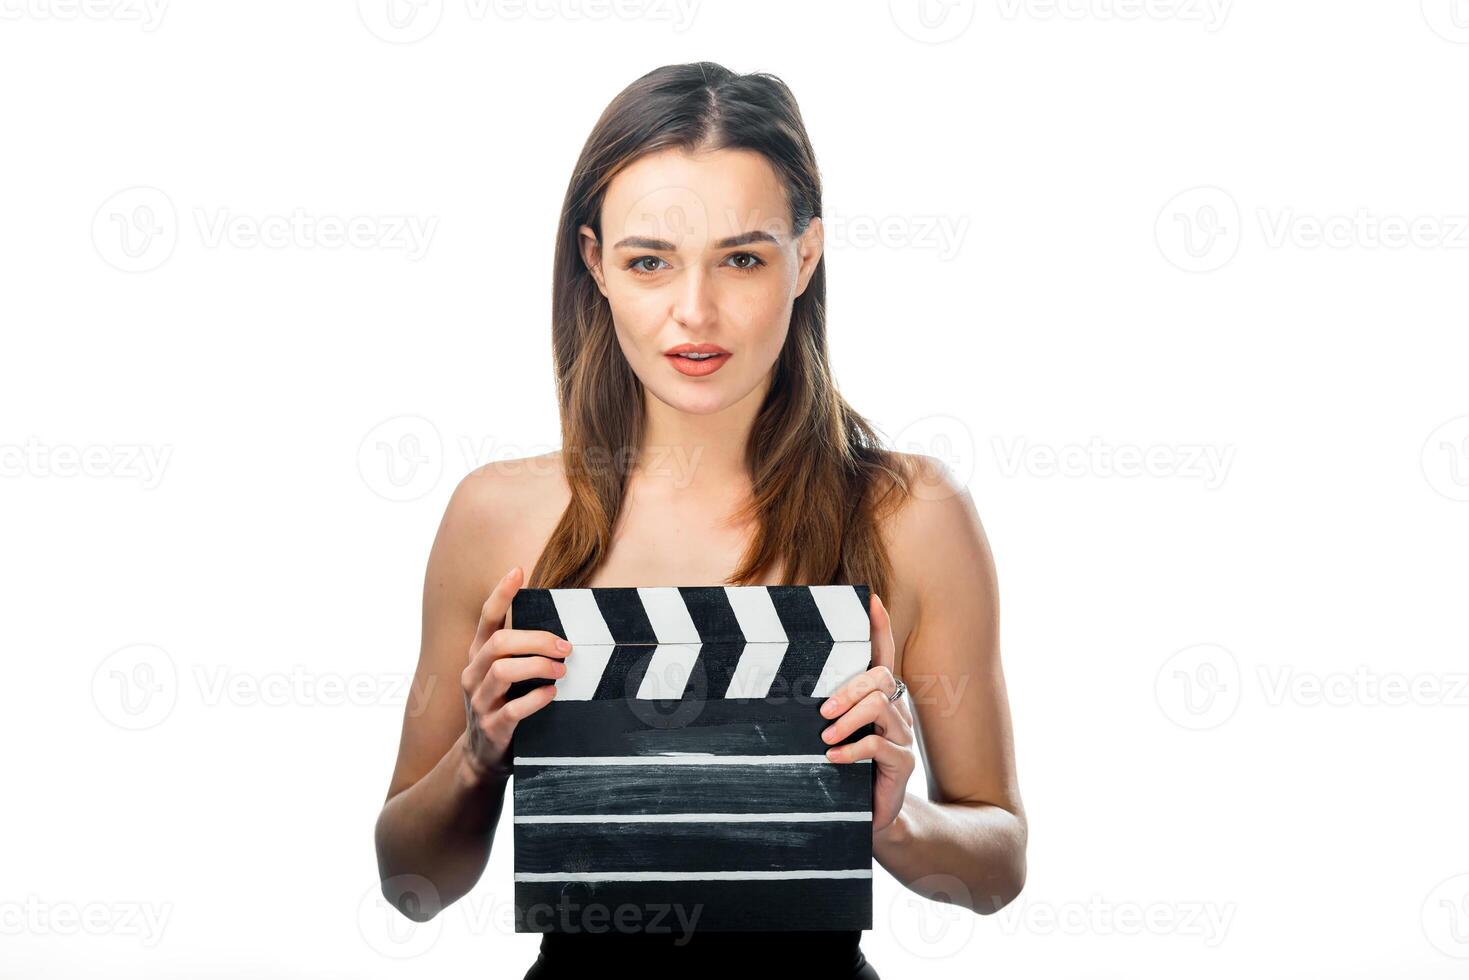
[633,374,771,495]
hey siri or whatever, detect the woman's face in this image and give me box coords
[579,147,823,417]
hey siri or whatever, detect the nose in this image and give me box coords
[670,261,718,334]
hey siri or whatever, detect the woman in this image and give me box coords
[373,62,1026,979]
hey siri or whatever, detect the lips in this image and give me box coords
[664,343,731,378]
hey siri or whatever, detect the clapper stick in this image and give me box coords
[505,584,875,933]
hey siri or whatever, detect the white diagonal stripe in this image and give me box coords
[724,643,785,699]
[552,643,616,700]
[811,640,872,698]
[636,587,702,643]
[724,586,788,699]
[549,589,614,645]
[514,811,873,823]
[634,643,700,698]
[723,585,787,642]
[809,585,870,641]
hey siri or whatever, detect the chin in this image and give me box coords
[645,378,745,416]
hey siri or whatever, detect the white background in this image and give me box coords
[3,1,1468,977]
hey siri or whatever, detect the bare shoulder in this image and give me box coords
[882,452,993,562]
[444,449,569,529]
[876,452,999,669]
[429,449,571,599]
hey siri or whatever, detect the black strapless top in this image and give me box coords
[521,929,879,979]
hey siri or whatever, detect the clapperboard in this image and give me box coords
[506,584,875,933]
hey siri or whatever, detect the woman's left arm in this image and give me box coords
[820,455,1027,914]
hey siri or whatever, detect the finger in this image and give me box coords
[483,681,558,745]
[470,566,524,654]
[471,653,566,714]
[464,625,570,699]
[826,730,911,768]
[488,628,572,662]
[870,593,896,677]
[891,685,914,727]
[820,664,898,720]
[472,565,523,649]
[820,689,913,747]
[882,694,914,740]
[464,627,570,698]
[819,593,896,720]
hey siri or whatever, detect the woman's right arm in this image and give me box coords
[372,472,568,921]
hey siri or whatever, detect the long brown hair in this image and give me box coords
[529,61,913,597]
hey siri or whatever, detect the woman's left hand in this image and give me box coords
[819,593,916,837]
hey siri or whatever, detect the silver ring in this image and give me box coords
[887,678,906,703]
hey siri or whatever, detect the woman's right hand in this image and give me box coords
[459,566,570,783]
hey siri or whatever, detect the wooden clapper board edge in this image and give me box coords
[505,584,875,933]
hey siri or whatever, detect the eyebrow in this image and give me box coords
[611,229,781,251]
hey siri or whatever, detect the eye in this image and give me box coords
[626,255,668,276]
[726,252,765,272]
